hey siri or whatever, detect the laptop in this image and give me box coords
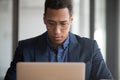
[17,62,85,80]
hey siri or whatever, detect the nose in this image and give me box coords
[54,26,61,34]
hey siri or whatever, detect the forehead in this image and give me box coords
[45,8,70,21]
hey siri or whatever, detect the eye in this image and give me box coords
[60,22,68,26]
[47,21,56,26]
[49,22,55,25]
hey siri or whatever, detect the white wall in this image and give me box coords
[94,0,106,60]
[0,0,12,80]
[72,0,90,38]
[19,0,46,40]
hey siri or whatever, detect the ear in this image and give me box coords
[70,16,73,24]
[43,13,46,24]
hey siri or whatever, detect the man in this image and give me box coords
[5,0,113,80]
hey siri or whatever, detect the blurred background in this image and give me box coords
[0,0,120,80]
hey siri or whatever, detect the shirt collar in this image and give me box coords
[47,34,69,50]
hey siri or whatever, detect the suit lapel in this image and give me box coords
[68,33,82,62]
[35,32,49,62]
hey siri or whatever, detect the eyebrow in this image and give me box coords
[47,19,68,23]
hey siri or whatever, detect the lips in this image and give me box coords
[54,36,62,41]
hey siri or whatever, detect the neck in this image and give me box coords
[52,43,60,49]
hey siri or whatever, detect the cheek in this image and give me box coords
[47,30,53,35]
[62,29,70,37]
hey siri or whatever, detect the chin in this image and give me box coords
[55,40,64,45]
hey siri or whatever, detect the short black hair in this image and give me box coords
[44,0,73,16]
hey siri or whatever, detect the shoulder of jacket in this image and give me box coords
[74,34,96,46]
[18,32,47,46]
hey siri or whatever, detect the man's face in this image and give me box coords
[44,8,73,47]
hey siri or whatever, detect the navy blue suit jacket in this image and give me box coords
[4,32,113,80]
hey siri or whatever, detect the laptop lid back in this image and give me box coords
[17,62,85,80]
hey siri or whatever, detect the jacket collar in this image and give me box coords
[35,32,82,62]
[68,32,82,62]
